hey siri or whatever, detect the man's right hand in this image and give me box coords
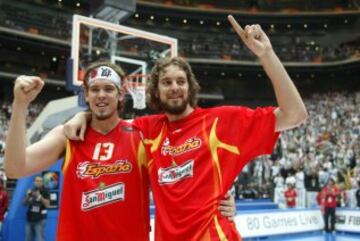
[13,76,44,107]
[63,112,90,141]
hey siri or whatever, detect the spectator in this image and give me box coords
[240,183,258,199]
[336,183,347,207]
[23,176,50,241]
[284,182,297,208]
[305,170,320,192]
[0,179,8,232]
[356,181,360,208]
[319,178,339,233]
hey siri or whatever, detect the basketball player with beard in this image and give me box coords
[4,62,236,241]
[65,15,308,240]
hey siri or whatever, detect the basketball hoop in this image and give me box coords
[124,74,148,110]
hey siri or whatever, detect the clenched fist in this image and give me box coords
[13,75,44,107]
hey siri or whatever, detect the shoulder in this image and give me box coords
[208,105,247,114]
[118,120,142,137]
[136,113,166,123]
[208,105,275,116]
[132,114,166,129]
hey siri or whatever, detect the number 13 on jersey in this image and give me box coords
[92,143,114,161]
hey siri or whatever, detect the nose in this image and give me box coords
[169,81,180,91]
[97,89,107,98]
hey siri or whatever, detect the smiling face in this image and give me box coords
[147,57,200,114]
[157,64,190,115]
[85,79,123,121]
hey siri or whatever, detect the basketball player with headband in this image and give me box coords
[65,15,308,240]
[4,62,236,241]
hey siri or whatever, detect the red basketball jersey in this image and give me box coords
[57,120,149,241]
[284,188,297,208]
[134,106,280,241]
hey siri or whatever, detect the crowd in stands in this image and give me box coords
[142,0,360,11]
[0,1,359,209]
[235,91,360,208]
[0,102,44,161]
[0,1,72,40]
[1,91,359,208]
[1,1,359,67]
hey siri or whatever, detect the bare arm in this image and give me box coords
[228,15,308,131]
[4,76,66,178]
[260,51,308,131]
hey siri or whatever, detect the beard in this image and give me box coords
[159,97,189,115]
[93,108,117,121]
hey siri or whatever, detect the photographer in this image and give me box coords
[23,176,50,241]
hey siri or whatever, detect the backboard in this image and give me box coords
[67,14,178,92]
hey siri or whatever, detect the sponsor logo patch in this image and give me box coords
[121,125,134,132]
[161,137,201,156]
[158,160,194,185]
[77,160,132,179]
[81,182,124,211]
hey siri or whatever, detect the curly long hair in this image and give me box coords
[146,57,200,112]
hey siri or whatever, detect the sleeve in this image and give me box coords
[215,106,280,162]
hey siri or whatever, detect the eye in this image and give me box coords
[105,86,115,92]
[177,78,186,86]
[160,78,171,86]
[89,87,99,93]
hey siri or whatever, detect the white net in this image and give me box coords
[125,74,147,110]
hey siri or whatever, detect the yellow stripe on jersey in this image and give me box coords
[62,140,72,173]
[143,125,166,153]
[214,215,228,241]
[137,141,147,168]
[208,118,240,190]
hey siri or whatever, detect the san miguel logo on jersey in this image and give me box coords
[161,137,201,156]
[76,160,132,179]
[158,160,194,185]
[81,182,125,211]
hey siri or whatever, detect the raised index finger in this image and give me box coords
[228,15,246,41]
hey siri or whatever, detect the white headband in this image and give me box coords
[87,66,122,87]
